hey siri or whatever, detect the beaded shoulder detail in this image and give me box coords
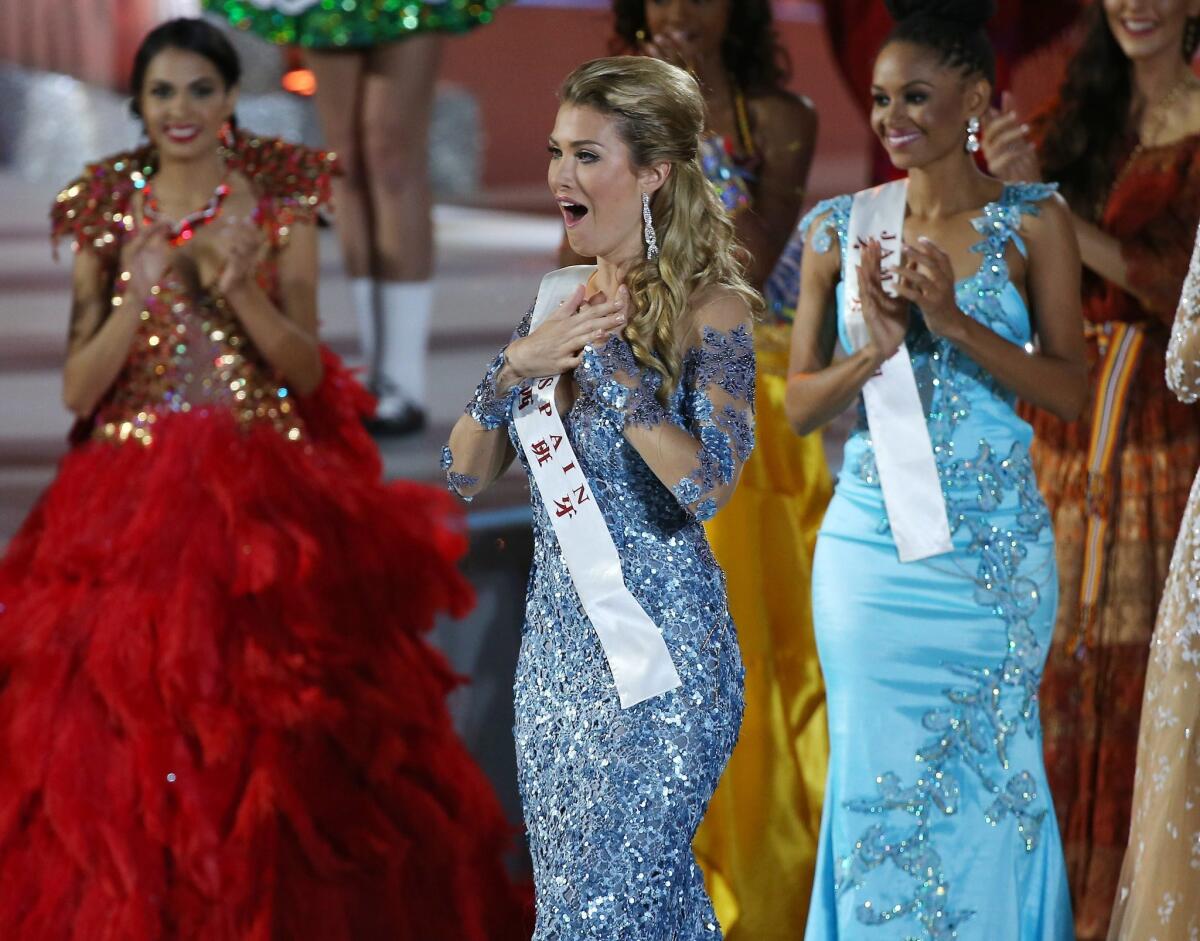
[798,193,852,256]
[969,183,1058,254]
[228,130,339,227]
[50,148,148,257]
[50,130,339,256]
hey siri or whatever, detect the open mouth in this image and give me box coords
[557,197,590,228]
[164,124,201,144]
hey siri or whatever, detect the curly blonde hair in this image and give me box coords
[559,56,763,401]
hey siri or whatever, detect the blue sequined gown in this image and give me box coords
[801,184,1074,940]
[448,295,753,939]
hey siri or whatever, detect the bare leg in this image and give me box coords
[304,49,371,278]
[362,35,441,282]
[359,36,442,426]
[304,49,381,378]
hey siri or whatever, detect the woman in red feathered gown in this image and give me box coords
[0,18,528,941]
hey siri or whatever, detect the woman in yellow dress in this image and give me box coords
[558,2,832,935]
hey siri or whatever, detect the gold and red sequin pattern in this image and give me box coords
[49,131,339,447]
[93,271,304,446]
[51,130,338,256]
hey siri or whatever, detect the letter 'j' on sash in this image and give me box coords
[844,180,953,562]
[513,266,682,709]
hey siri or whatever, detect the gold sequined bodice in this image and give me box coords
[92,268,303,447]
[50,132,340,449]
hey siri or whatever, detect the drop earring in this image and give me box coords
[642,191,659,260]
[966,116,981,154]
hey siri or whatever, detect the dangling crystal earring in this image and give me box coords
[219,119,236,154]
[965,116,981,154]
[642,191,659,260]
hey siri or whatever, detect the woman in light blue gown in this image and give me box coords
[783,1,1087,938]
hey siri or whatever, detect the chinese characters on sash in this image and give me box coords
[511,266,682,709]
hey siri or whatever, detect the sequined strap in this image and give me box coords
[797,194,852,256]
[968,182,1059,257]
[227,130,339,227]
[50,149,148,257]
[699,134,752,217]
[49,131,337,254]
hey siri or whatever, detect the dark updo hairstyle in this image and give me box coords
[610,0,789,93]
[129,18,241,122]
[881,0,998,84]
[1041,2,1200,217]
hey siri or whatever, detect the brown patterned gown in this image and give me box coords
[1026,134,1200,940]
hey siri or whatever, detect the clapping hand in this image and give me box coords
[638,29,695,73]
[121,219,172,301]
[982,92,1041,183]
[214,216,265,296]
[895,237,968,339]
[857,238,910,367]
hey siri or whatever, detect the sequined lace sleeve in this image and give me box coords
[583,295,756,521]
[672,313,757,520]
[444,307,532,499]
[463,307,533,430]
[1166,221,1200,403]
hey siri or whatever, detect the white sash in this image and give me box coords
[844,180,953,562]
[513,266,683,709]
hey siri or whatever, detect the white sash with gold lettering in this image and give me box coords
[513,266,683,709]
[844,180,953,562]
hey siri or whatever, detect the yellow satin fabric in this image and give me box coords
[694,326,832,939]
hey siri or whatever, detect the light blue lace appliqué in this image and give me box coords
[821,184,1059,939]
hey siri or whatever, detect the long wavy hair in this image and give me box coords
[609,0,789,93]
[1040,1,1200,215]
[559,57,763,402]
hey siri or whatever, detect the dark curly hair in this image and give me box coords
[610,0,789,93]
[881,0,997,83]
[1040,2,1200,216]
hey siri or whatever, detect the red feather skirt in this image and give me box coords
[0,354,530,940]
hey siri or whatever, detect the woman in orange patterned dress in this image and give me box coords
[0,19,527,940]
[982,2,1200,937]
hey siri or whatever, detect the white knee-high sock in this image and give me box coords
[350,277,378,382]
[377,280,434,412]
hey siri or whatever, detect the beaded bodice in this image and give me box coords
[92,271,303,446]
[802,183,1058,495]
[51,132,337,447]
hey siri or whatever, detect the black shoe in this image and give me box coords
[364,402,427,437]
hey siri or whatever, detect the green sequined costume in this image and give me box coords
[203,0,508,48]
